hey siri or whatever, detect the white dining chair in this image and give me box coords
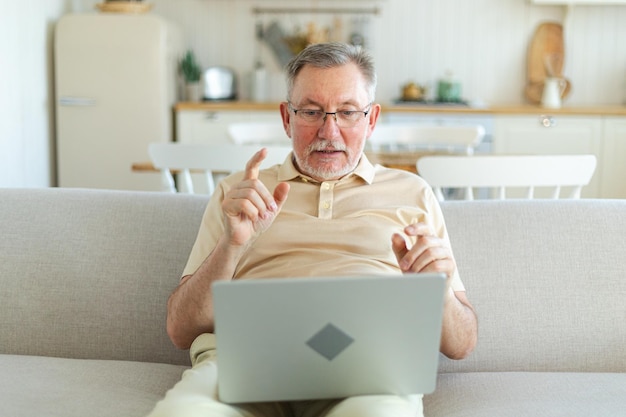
[367,124,485,155]
[417,154,597,201]
[227,122,291,146]
[148,143,292,195]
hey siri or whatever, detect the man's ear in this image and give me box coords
[279,102,292,139]
[366,103,382,138]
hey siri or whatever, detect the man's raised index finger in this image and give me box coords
[244,148,267,180]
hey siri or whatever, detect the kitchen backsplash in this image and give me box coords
[73,0,626,106]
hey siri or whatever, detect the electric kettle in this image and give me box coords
[203,66,237,100]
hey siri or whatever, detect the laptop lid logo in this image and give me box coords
[306,323,354,361]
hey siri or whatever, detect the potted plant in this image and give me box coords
[180,50,202,102]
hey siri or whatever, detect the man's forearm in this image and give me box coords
[166,237,247,349]
[440,289,478,360]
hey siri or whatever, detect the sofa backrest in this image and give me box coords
[0,188,209,366]
[439,199,626,373]
[2,189,624,373]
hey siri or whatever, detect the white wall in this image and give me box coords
[1,0,625,188]
[149,0,626,105]
[69,0,626,105]
[0,1,67,187]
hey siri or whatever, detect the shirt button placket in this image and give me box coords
[319,181,334,219]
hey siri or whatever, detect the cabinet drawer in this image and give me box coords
[176,110,279,144]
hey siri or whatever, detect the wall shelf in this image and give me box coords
[531,0,626,4]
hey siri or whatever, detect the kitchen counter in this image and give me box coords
[133,150,430,175]
[174,101,626,116]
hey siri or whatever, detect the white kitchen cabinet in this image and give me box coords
[600,117,626,198]
[383,112,495,154]
[175,106,625,199]
[493,115,604,198]
[383,112,494,132]
[176,110,279,144]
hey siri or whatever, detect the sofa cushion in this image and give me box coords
[0,354,186,417]
[423,371,626,417]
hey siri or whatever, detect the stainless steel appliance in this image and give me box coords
[203,66,237,100]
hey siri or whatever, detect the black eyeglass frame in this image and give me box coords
[287,101,373,125]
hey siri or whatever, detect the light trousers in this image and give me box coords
[147,334,423,417]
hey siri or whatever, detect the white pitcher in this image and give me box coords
[541,77,567,109]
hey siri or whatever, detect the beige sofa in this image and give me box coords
[0,187,624,416]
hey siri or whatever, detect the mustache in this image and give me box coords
[307,140,347,152]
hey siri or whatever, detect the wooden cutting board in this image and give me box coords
[525,22,571,104]
[528,22,564,82]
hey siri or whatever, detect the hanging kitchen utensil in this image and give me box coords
[264,21,295,67]
[254,20,264,66]
[251,20,268,102]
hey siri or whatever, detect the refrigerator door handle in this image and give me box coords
[58,96,97,106]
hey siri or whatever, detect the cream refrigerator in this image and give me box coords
[55,13,182,190]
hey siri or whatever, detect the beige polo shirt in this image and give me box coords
[183,153,464,291]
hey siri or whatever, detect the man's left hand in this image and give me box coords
[391,223,456,280]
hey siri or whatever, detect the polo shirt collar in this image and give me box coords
[277,152,375,184]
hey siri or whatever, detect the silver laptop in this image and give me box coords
[212,273,446,403]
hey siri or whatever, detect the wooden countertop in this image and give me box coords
[174,101,626,116]
[133,151,428,175]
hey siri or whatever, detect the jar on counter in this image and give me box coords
[436,72,462,103]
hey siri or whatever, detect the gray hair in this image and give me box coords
[285,42,377,102]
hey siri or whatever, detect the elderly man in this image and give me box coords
[149,42,477,417]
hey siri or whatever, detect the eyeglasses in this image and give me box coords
[288,102,372,128]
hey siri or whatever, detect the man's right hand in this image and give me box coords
[221,148,290,247]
